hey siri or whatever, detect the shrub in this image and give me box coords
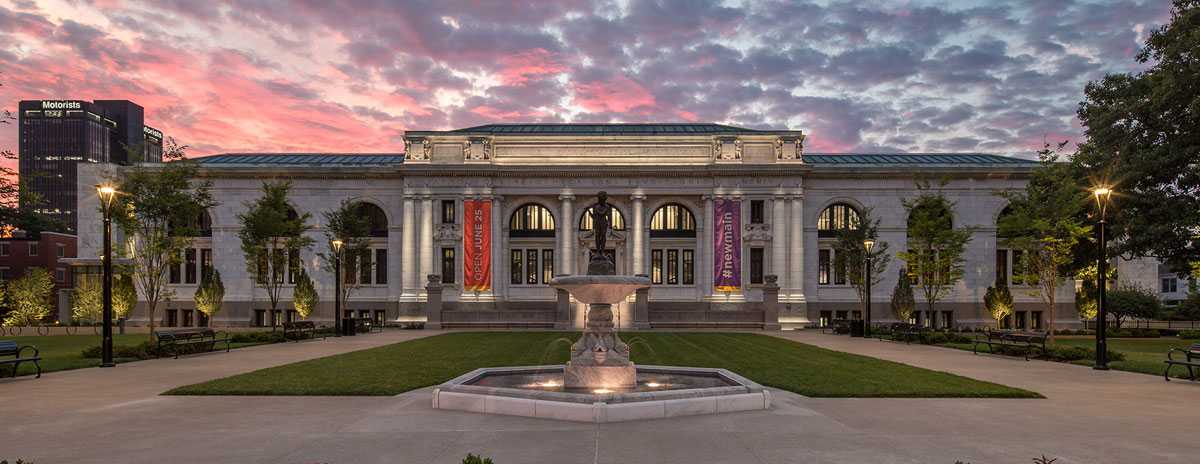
[1105,328,1161,338]
[462,454,494,464]
[1179,330,1200,339]
[1042,345,1125,362]
[229,331,287,344]
[81,341,160,360]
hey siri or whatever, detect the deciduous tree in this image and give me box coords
[319,200,373,305]
[899,181,976,315]
[998,144,1092,336]
[1107,284,1162,328]
[833,207,891,307]
[238,181,312,322]
[112,141,214,334]
[2,268,55,326]
[1074,0,1200,274]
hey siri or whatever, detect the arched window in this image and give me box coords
[650,203,696,238]
[817,203,860,238]
[169,210,213,237]
[509,203,556,237]
[353,202,388,237]
[906,202,953,231]
[996,205,1015,239]
[579,205,627,231]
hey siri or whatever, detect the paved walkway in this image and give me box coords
[2,330,1198,463]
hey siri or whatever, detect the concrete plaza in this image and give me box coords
[1,330,1198,463]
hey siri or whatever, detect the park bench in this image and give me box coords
[282,321,322,341]
[0,340,41,378]
[153,328,231,359]
[972,330,1049,361]
[823,319,851,335]
[880,323,928,344]
[1163,343,1200,381]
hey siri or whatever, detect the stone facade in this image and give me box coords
[74,124,1078,330]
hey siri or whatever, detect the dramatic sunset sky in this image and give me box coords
[0,0,1173,162]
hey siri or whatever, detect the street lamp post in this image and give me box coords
[97,185,117,368]
[332,239,343,337]
[863,239,876,338]
[1092,186,1112,370]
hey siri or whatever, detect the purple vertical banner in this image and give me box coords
[713,198,741,292]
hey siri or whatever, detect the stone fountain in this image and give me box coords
[431,192,770,422]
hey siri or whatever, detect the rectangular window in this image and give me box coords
[666,249,679,285]
[682,249,695,285]
[0,243,8,256]
[288,249,301,284]
[375,249,388,285]
[344,251,358,285]
[185,248,197,284]
[255,252,268,285]
[55,267,66,282]
[201,249,213,283]
[526,249,539,284]
[542,249,554,284]
[651,249,663,284]
[28,242,38,256]
[182,310,194,328]
[750,247,764,284]
[1162,278,1177,293]
[1015,311,1027,330]
[510,250,523,285]
[819,311,832,327]
[818,249,831,285]
[941,311,954,329]
[995,249,1008,287]
[441,248,455,284]
[165,309,178,327]
[56,243,66,258]
[170,250,182,284]
[271,249,285,284]
[833,250,846,285]
[254,310,266,327]
[750,200,765,224]
[1031,311,1043,330]
[1010,250,1024,285]
[359,249,372,285]
[441,200,456,224]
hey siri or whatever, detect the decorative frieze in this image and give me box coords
[743,223,772,243]
[712,137,743,161]
[434,223,462,241]
[775,135,805,162]
[463,137,492,161]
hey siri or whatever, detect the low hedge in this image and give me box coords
[1179,329,1200,340]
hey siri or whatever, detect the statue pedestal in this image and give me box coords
[565,302,637,389]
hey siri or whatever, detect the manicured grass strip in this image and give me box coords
[2,334,155,376]
[167,332,1039,398]
[0,333,280,377]
[941,336,1196,379]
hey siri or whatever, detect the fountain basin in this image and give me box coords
[548,275,650,304]
[431,365,771,423]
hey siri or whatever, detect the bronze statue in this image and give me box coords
[591,191,611,256]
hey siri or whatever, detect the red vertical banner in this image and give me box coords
[463,199,492,292]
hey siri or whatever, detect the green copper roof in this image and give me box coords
[194,153,405,166]
[423,123,788,135]
[191,152,1032,167]
[806,153,1034,165]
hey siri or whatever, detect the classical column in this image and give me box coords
[631,193,645,275]
[559,193,575,275]
[491,195,505,297]
[772,195,788,283]
[419,195,434,290]
[401,192,416,296]
[702,194,715,298]
[789,193,804,299]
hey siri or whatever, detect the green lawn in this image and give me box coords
[2,334,154,376]
[1054,337,1196,377]
[167,332,1040,398]
[1,333,280,377]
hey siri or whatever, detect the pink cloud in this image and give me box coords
[573,75,656,113]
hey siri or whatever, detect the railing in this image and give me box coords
[1082,319,1200,330]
